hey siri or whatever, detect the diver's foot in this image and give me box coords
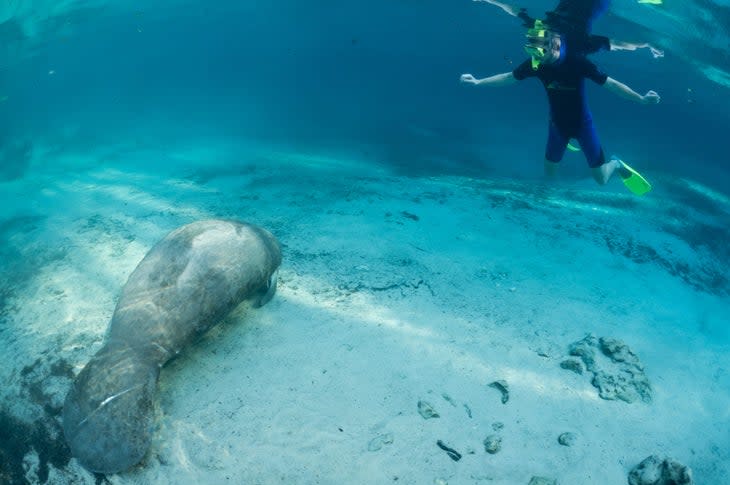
[611,157,632,179]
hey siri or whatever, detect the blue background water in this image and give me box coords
[2,0,729,187]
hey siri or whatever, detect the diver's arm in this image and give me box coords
[610,39,664,58]
[473,0,520,17]
[603,77,661,104]
[460,72,517,87]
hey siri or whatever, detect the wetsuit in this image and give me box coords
[518,0,612,57]
[548,0,610,35]
[512,56,608,167]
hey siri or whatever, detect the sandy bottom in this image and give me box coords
[1,138,728,484]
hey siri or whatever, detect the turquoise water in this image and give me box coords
[1,1,729,484]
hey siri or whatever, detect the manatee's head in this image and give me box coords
[63,345,159,474]
[245,224,282,308]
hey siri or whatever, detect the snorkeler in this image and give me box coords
[476,0,664,58]
[459,28,660,194]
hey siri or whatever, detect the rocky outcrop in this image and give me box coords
[565,335,652,403]
[628,455,693,485]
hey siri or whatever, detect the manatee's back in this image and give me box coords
[107,220,281,363]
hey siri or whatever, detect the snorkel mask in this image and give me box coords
[524,19,562,69]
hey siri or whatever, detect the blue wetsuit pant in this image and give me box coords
[545,118,605,168]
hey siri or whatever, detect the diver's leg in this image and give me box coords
[577,119,616,184]
[591,157,621,185]
[545,120,568,177]
[551,0,610,34]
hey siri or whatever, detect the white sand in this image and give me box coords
[1,139,728,484]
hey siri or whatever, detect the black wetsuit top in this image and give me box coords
[512,57,608,133]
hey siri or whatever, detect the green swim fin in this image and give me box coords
[637,0,662,4]
[615,158,652,195]
[567,141,580,152]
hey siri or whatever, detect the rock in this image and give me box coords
[628,455,693,485]
[491,422,504,431]
[600,337,642,367]
[557,432,576,447]
[528,477,557,485]
[564,334,652,403]
[560,359,584,374]
[368,433,394,452]
[418,400,440,419]
[568,335,598,372]
[488,380,510,404]
[434,479,448,485]
[592,370,651,403]
[483,435,502,454]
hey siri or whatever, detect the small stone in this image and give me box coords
[418,400,440,419]
[528,477,557,485]
[557,432,576,446]
[488,380,510,404]
[368,433,394,452]
[491,422,504,431]
[560,359,584,374]
[483,435,502,454]
[434,479,448,485]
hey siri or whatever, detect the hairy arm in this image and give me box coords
[460,72,517,87]
[603,77,660,104]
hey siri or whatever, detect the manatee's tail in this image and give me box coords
[63,345,159,474]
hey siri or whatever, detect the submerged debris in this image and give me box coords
[418,400,440,419]
[488,380,510,404]
[367,433,394,452]
[557,432,576,447]
[401,211,419,221]
[441,393,457,407]
[528,477,557,485]
[463,403,472,418]
[436,440,461,461]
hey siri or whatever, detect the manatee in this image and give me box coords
[62,220,282,474]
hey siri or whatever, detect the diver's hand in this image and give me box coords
[642,90,661,104]
[460,74,479,85]
[649,45,664,58]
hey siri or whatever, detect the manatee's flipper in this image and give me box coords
[253,269,279,308]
